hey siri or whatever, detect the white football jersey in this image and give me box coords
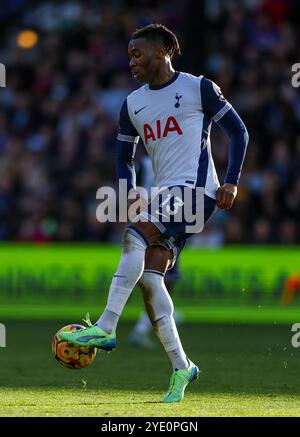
[118,72,232,199]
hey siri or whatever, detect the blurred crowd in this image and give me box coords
[0,0,299,245]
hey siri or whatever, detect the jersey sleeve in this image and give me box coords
[217,108,249,185]
[200,77,232,121]
[117,99,140,144]
[116,99,139,193]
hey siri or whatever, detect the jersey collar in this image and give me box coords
[149,71,180,90]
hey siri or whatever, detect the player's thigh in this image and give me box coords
[144,245,173,274]
[130,220,162,245]
[129,216,173,272]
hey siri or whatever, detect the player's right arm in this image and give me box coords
[116,99,148,215]
[116,99,140,195]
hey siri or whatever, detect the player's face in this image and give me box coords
[128,38,162,84]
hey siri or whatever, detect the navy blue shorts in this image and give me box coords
[132,186,217,268]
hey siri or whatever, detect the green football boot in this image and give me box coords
[59,324,116,351]
[161,359,199,403]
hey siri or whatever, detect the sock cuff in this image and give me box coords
[143,269,165,277]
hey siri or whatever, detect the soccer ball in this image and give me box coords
[52,324,97,369]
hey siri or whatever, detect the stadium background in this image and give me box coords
[0,0,300,417]
[0,0,299,318]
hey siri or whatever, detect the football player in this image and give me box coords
[60,23,249,402]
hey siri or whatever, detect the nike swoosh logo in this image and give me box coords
[75,335,106,342]
[134,106,147,115]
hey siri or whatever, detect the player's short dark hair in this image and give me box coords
[130,24,181,59]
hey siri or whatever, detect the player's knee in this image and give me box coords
[145,245,173,273]
[113,228,147,286]
[122,227,147,252]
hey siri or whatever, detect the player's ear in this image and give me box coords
[156,45,166,59]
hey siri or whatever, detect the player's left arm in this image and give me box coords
[201,77,249,209]
[216,108,249,209]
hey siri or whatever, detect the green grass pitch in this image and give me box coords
[1,320,300,417]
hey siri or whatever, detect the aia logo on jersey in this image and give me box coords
[143,116,183,144]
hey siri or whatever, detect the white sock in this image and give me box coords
[154,315,188,370]
[96,229,147,333]
[96,310,119,334]
[140,271,189,370]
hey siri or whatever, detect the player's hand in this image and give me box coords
[216,183,237,209]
